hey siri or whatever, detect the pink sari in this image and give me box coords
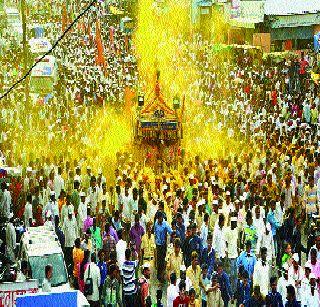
[78,262,89,293]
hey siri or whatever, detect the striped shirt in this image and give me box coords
[121,260,138,295]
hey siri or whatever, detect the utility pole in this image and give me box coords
[21,0,29,103]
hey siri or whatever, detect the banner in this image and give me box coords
[0,280,38,307]
[16,291,78,307]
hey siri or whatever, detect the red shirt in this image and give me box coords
[173,295,190,307]
[299,59,308,75]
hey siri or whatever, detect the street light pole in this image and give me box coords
[21,0,29,103]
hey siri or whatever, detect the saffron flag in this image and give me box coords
[61,4,67,32]
[95,20,106,67]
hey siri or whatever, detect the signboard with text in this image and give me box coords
[0,280,39,307]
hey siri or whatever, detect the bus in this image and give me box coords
[29,55,58,98]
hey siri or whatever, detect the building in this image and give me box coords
[220,0,320,51]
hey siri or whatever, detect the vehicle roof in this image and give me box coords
[21,226,63,257]
[5,8,19,14]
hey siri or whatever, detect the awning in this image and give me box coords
[265,0,320,16]
[197,1,212,7]
[271,26,314,41]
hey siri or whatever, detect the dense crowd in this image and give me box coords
[1,2,320,307]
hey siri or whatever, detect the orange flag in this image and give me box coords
[109,26,114,49]
[61,4,67,32]
[95,20,106,67]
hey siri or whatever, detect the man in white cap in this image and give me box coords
[62,207,78,277]
[301,273,320,306]
[54,166,64,199]
[225,216,239,294]
[277,262,295,306]
[209,199,219,233]
[43,191,56,221]
[1,182,11,220]
[288,253,304,302]
[167,272,179,307]
[256,223,275,263]
[137,262,151,307]
[78,192,87,234]
[253,247,270,297]
[5,213,16,262]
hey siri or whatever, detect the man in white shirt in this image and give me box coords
[78,192,87,234]
[253,247,270,297]
[62,210,78,277]
[288,253,304,302]
[200,213,209,251]
[54,166,64,199]
[116,230,127,269]
[277,263,296,306]
[252,205,265,241]
[5,215,16,262]
[1,182,12,220]
[24,194,33,227]
[213,213,227,261]
[42,265,53,292]
[84,253,101,304]
[167,272,179,307]
[225,217,239,294]
[256,223,275,262]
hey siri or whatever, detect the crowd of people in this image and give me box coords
[1,1,320,307]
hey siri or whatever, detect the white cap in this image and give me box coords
[292,253,299,262]
[50,191,55,196]
[87,166,91,170]
[166,178,170,183]
[180,265,186,271]
[218,209,223,214]
[266,223,271,232]
[143,262,151,269]
[282,262,289,271]
[181,187,185,192]
[26,167,32,172]
[198,183,203,187]
[80,192,86,197]
[204,182,208,189]
[189,174,194,180]
[226,191,231,196]
[68,207,73,214]
[309,273,316,279]
[230,217,237,222]
[39,176,43,181]
[305,261,311,269]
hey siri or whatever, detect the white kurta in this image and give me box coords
[253,260,270,297]
[62,217,77,248]
[24,202,33,226]
[5,222,16,261]
[84,263,101,302]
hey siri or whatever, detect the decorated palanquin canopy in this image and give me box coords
[135,72,182,143]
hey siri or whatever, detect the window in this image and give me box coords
[28,253,68,287]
